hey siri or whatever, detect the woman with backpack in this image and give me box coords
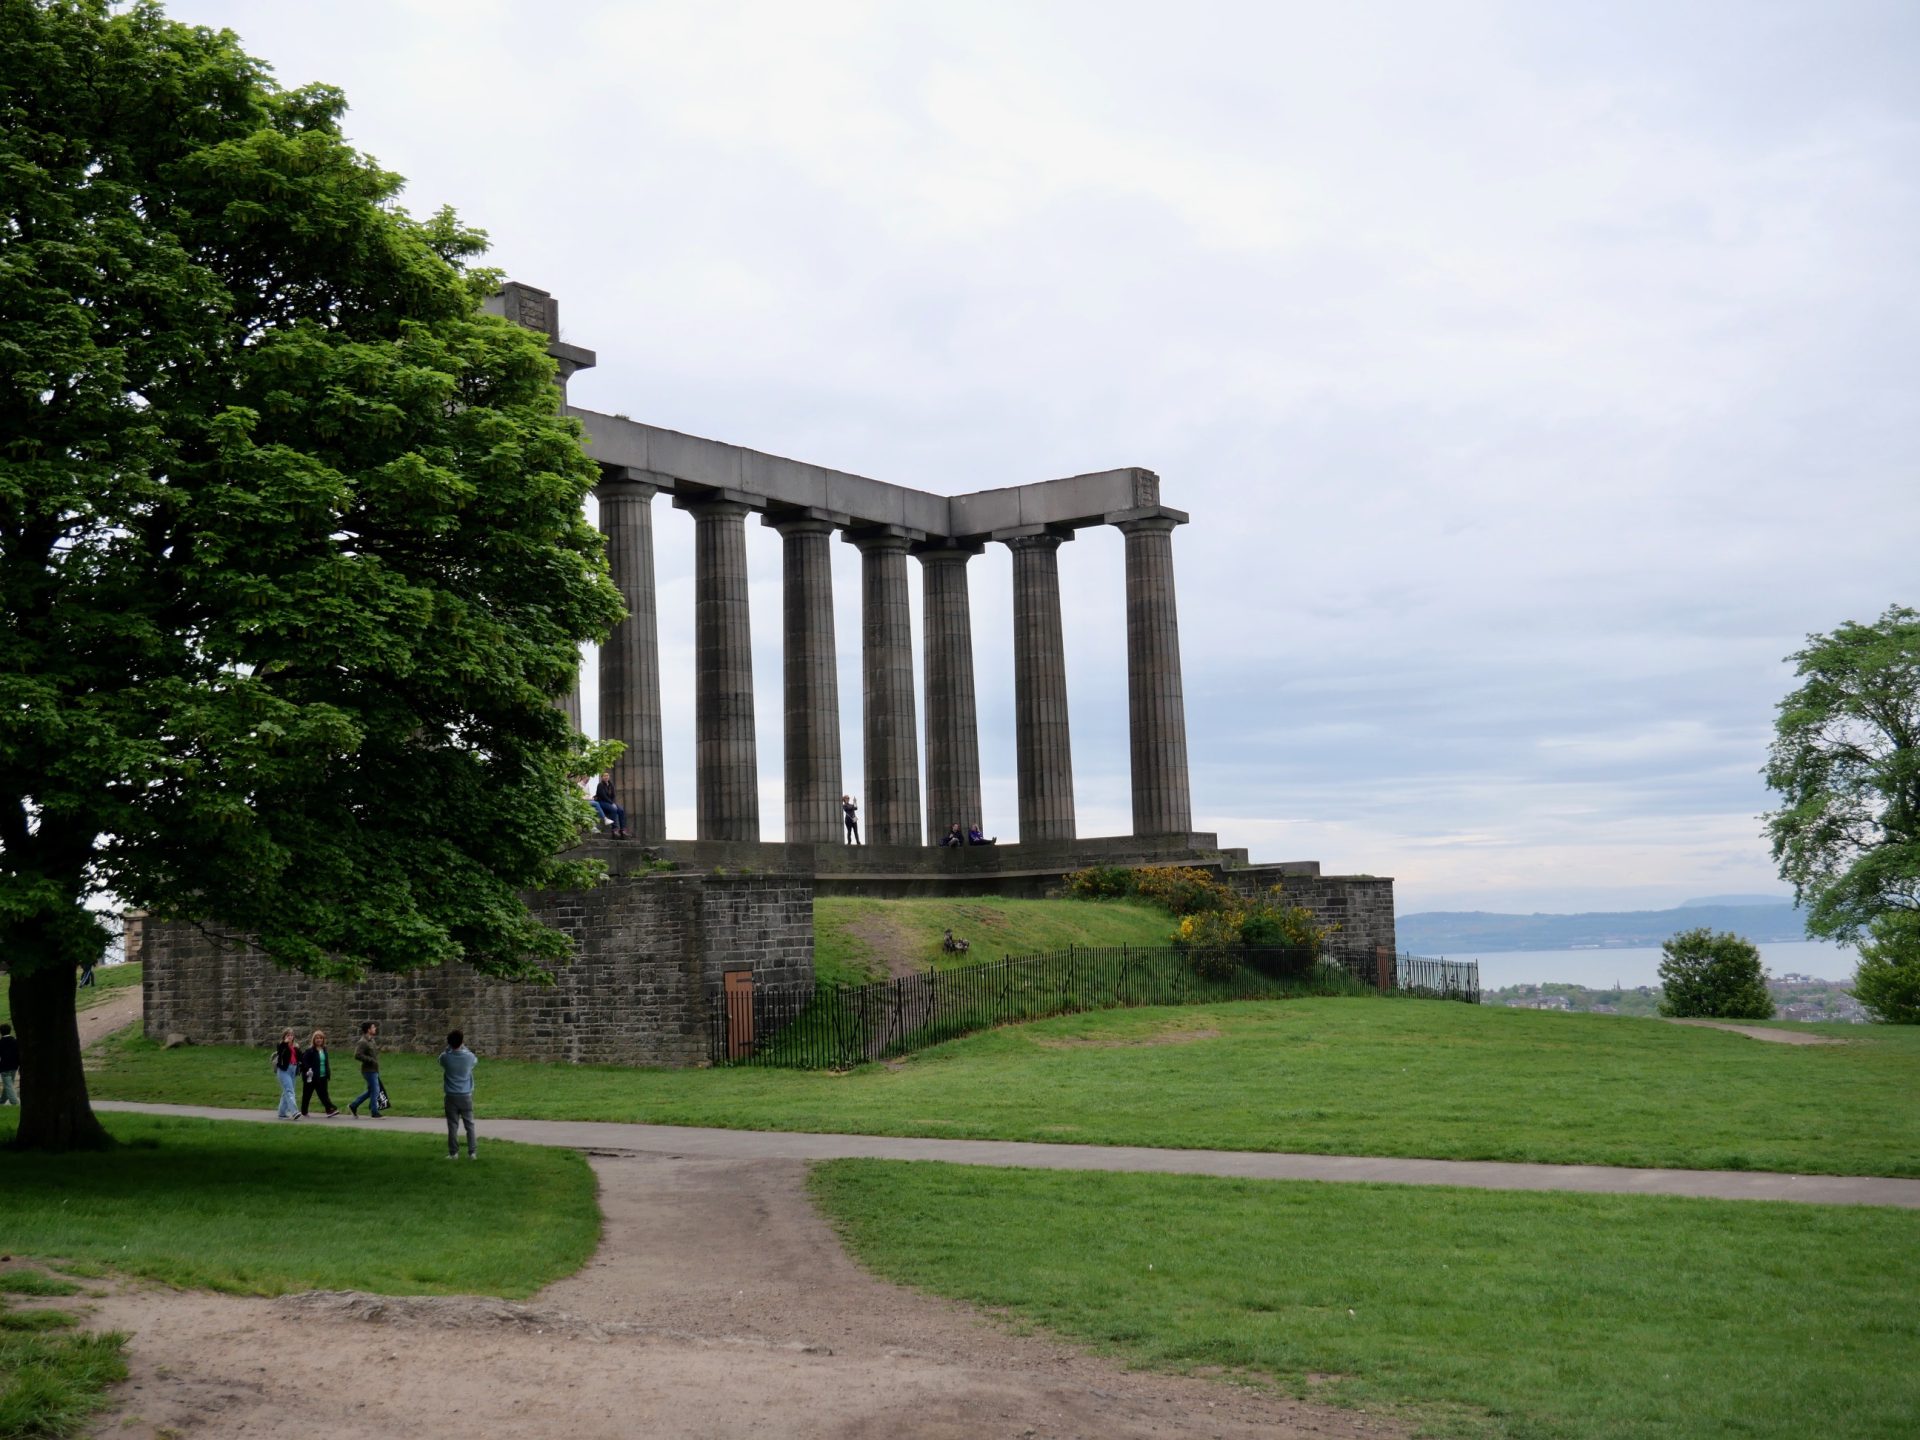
[272,1028,302,1119]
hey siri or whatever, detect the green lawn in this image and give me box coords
[814,896,1175,984]
[812,1161,1920,1440]
[0,962,141,1029]
[0,1270,126,1440]
[88,999,1920,1176]
[0,1111,599,1298]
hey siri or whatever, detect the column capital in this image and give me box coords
[1000,529,1072,554]
[674,491,758,520]
[913,540,985,566]
[843,526,918,556]
[761,507,844,539]
[1113,510,1186,537]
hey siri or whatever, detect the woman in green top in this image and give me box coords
[300,1029,339,1117]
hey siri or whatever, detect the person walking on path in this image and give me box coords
[273,1028,302,1119]
[0,1023,19,1107]
[300,1029,339,1117]
[842,794,860,844]
[78,958,95,987]
[349,1021,384,1118]
[438,1029,478,1160]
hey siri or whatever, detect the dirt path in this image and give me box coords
[76,1153,1397,1440]
[77,983,142,1049]
[1663,1018,1845,1046]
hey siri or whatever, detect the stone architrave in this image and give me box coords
[595,476,667,840]
[767,514,843,844]
[1117,515,1192,836]
[848,531,922,846]
[917,544,983,843]
[1004,532,1075,842]
[684,496,759,841]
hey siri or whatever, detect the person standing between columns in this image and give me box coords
[842,794,860,844]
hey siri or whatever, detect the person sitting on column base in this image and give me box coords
[939,822,965,847]
[967,823,997,846]
[593,771,629,840]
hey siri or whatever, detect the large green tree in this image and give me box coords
[1763,607,1919,945]
[1,0,622,1149]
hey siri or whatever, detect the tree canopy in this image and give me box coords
[1656,929,1774,1021]
[1,0,622,1148]
[1763,606,1919,946]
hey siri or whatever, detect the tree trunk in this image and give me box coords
[8,958,111,1151]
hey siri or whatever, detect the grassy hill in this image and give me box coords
[814,896,1174,986]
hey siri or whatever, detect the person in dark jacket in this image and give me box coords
[273,1028,302,1119]
[0,1023,19,1107]
[300,1029,339,1117]
[594,772,628,839]
[349,1020,384,1117]
[842,795,860,844]
[939,822,965,847]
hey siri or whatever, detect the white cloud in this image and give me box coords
[170,0,1920,909]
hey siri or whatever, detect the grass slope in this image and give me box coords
[0,1112,598,1298]
[0,962,141,1029]
[812,1161,1920,1440]
[88,1000,1920,1176]
[814,896,1174,984]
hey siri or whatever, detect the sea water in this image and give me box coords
[1462,938,1856,991]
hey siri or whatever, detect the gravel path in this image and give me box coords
[73,1152,1399,1440]
[1663,1018,1846,1045]
[94,1101,1920,1208]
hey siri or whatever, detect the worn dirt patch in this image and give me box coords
[1665,1019,1846,1046]
[843,909,926,979]
[1034,1024,1223,1050]
[76,1153,1405,1439]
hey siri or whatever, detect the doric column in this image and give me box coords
[1118,516,1192,836]
[595,476,666,840]
[685,496,759,841]
[1005,532,1075,843]
[766,514,842,844]
[917,545,983,843]
[848,531,922,846]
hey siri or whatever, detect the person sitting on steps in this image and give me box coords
[594,771,628,839]
[967,823,997,846]
[939,822,964,847]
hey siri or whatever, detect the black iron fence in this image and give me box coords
[1391,952,1481,1002]
[706,943,1475,1070]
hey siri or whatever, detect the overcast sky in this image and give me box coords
[169,0,1920,914]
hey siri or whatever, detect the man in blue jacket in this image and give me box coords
[439,1029,478,1160]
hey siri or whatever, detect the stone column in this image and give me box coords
[688,497,759,841]
[767,515,843,844]
[595,477,667,840]
[917,545,983,843]
[1005,533,1075,843]
[849,531,922,846]
[1118,516,1192,836]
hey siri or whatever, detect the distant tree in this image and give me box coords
[1850,912,1920,1024]
[1,1,623,1151]
[1763,607,1919,946]
[1657,929,1775,1020]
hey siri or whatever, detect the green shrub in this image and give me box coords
[1852,911,1920,1024]
[1062,866,1136,900]
[1657,928,1775,1019]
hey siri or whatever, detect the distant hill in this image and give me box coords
[1398,902,1807,954]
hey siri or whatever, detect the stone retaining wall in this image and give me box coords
[141,873,812,1067]
[1223,868,1397,973]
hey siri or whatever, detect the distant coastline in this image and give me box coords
[1397,898,1805,954]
